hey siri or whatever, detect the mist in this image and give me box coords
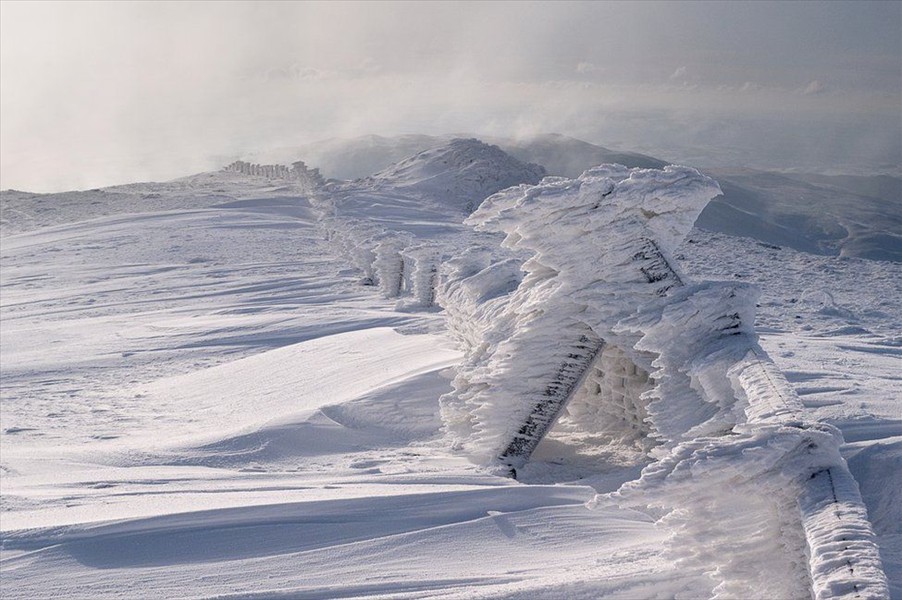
[2,1,900,192]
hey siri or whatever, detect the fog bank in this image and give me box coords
[2,1,899,191]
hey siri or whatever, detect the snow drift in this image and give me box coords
[315,139,546,306]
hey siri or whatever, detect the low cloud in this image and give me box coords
[576,62,603,76]
[801,80,827,95]
[2,1,899,191]
[670,66,688,81]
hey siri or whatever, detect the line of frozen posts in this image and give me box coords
[223,160,445,309]
[309,211,442,310]
[332,165,889,600]
[224,160,325,186]
[239,159,889,598]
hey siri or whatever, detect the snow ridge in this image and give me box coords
[365,138,546,214]
[313,139,546,307]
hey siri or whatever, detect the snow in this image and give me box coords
[438,165,721,467]
[1,137,899,598]
[238,133,901,262]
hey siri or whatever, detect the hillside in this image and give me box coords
[1,146,898,599]
[238,133,901,262]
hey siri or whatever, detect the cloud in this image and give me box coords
[801,80,827,95]
[576,62,603,75]
[1,1,899,191]
[670,66,688,81]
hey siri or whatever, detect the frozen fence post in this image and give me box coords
[439,165,721,471]
[403,245,441,308]
[614,281,889,599]
[374,238,406,298]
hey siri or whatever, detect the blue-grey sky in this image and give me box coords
[2,1,900,191]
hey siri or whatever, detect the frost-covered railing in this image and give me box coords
[438,165,888,599]
[224,160,325,188]
[317,216,444,308]
[439,165,718,467]
[616,283,888,599]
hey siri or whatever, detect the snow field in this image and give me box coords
[0,168,686,599]
[1,140,898,598]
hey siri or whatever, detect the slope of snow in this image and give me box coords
[697,169,902,262]
[0,169,685,599]
[1,145,898,598]
[363,138,546,214]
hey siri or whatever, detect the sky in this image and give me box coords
[1,0,900,191]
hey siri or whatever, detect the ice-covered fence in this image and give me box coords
[616,282,888,599]
[318,217,443,305]
[438,164,887,599]
[319,217,382,285]
[564,344,656,449]
[402,245,442,308]
[374,237,407,298]
[224,160,325,189]
[439,165,720,469]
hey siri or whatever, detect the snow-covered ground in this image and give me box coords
[1,139,899,598]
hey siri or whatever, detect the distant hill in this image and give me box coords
[244,133,664,181]
[697,169,902,262]
[485,133,668,176]
[365,138,545,213]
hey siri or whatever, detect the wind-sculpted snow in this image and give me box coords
[616,284,889,599]
[439,163,888,598]
[439,165,721,467]
[613,282,759,445]
[313,139,547,308]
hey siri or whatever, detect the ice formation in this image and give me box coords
[616,282,888,599]
[438,164,721,466]
[315,139,546,308]
[438,164,888,598]
[224,160,325,188]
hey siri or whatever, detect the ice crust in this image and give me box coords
[438,164,888,598]
[314,138,545,307]
[438,165,721,464]
[618,289,889,598]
